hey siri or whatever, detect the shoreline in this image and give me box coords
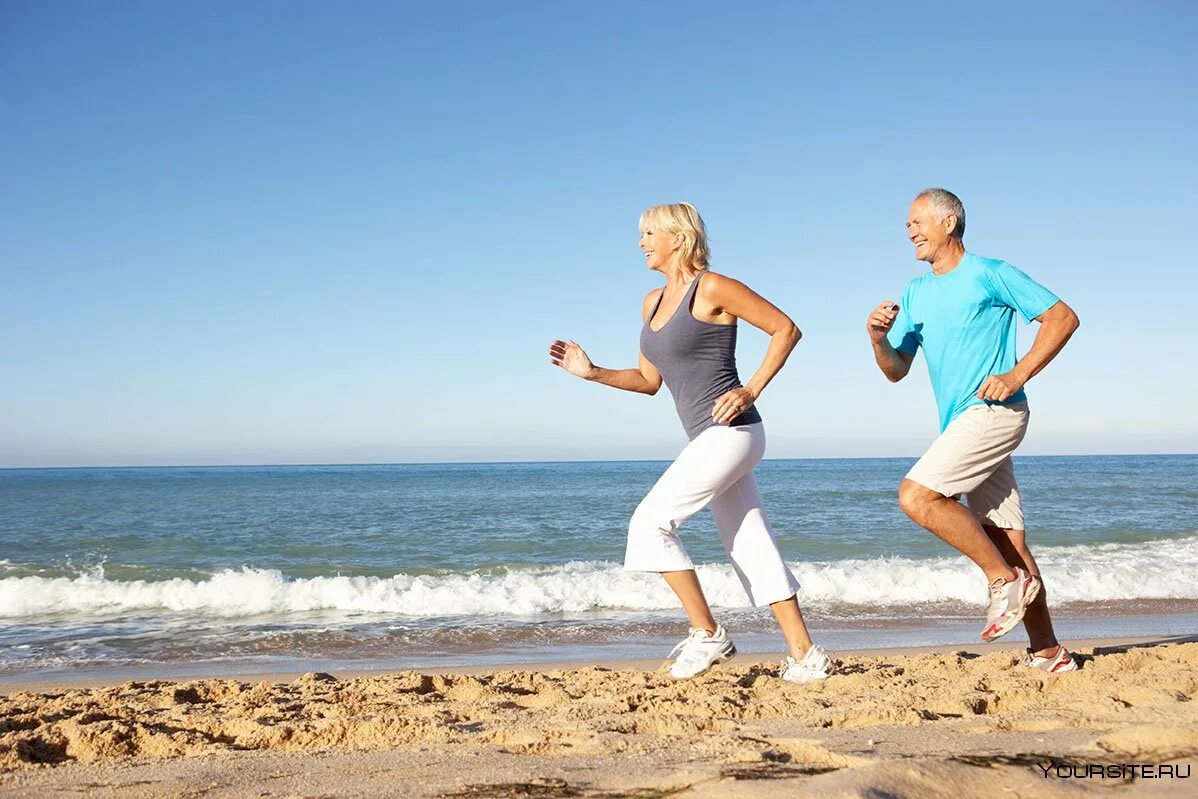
[5,616,1196,693]
[3,633,1194,694]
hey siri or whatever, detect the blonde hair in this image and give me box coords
[639,202,710,276]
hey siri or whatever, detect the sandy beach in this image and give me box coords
[1,636,1195,798]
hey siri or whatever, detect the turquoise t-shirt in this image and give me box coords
[887,252,1059,432]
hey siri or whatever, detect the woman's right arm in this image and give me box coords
[547,291,663,395]
[584,349,662,394]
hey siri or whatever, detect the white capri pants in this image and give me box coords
[623,422,801,606]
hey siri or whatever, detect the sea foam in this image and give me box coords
[1,535,1194,619]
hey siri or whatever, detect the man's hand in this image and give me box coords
[867,301,899,343]
[977,370,1025,402]
[711,387,757,425]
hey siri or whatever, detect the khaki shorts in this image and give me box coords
[906,402,1029,530]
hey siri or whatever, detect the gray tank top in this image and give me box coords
[640,272,762,440]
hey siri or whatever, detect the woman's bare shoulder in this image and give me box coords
[697,270,750,297]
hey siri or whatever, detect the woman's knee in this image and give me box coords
[628,500,652,532]
[628,502,671,544]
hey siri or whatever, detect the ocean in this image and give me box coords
[1,455,1195,682]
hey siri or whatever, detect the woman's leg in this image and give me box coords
[768,596,815,659]
[624,425,763,626]
[662,570,718,632]
[709,465,815,659]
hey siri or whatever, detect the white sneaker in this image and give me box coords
[667,625,736,679]
[779,644,833,684]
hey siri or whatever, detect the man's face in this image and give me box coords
[906,197,956,263]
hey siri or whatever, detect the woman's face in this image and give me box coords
[639,226,678,272]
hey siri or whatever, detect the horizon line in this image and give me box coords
[1,452,1194,471]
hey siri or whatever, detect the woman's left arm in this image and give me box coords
[701,273,801,424]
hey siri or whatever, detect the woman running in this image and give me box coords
[548,202,832,682]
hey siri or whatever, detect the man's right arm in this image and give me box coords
[867,301,915,382]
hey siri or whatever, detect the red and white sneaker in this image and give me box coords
[981,567,1042,642]
[1023,644,1079,673]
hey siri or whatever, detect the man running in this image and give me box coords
[867,188,1081,673]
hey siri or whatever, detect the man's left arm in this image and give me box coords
[977,300,1080,402]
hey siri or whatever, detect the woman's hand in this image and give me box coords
[711,387,757,425]
[549,339,595,379]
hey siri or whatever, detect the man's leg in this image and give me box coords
[967,455,1064,657]
[900,405,1035,583]
[982,525,1060,655]
[898,478,1017,583]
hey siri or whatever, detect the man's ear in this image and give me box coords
[945,214,960,237]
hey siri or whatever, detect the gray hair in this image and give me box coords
[916,188,966,240]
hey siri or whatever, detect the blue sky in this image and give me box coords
[2,1,1195,467]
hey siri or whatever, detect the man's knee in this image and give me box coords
[898,479,938,521]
